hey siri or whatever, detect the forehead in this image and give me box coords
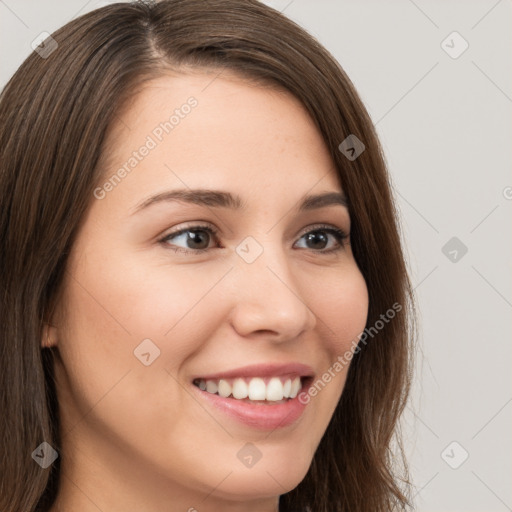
[96,71,342,212]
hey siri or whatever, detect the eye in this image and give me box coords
[159,223,349,255]
[294,224,349,253]
[160,224,219,254]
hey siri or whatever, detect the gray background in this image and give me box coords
[1,0,511,510]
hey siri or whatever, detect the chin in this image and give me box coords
[208,447,312,501]
[213,471,304,502]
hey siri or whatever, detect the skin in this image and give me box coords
[45,71,369,512]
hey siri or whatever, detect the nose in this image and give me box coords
[227,244,317,343]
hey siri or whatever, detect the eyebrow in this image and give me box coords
[130,188,348,215]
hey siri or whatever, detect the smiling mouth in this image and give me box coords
[192,375,307,404]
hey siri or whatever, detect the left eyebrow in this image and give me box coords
[130,188,348,216]
[298,191,348,211]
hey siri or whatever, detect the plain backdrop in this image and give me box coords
[1,1,511,511]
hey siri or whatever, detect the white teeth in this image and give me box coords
[217,379,231,398]
[290,377,301,398]
[283,379,292,398]
[196,375,304,402]
[232,378,248,399]
[266,377,284,401]
[205,380,218,394]
[248,377,266,400]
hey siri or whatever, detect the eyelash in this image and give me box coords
[159,223,349,255]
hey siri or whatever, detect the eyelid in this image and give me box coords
[296,223,349,239]
[161,221,217,237]
[160,221,348,239]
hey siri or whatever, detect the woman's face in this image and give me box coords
[49,72,369,511]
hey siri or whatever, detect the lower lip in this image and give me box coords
[192,383,309,430]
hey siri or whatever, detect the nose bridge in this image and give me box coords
[228,235,317,339]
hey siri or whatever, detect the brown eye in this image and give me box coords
[294,226,349,253]
[160,223,348,256]
[160,225,219,254]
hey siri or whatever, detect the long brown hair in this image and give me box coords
[0,1,416,510]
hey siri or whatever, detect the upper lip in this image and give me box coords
[192,363,315,381]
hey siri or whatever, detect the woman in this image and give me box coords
[0,1,416,511]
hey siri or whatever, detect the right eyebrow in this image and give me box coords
[130,188,348,216]
[130,189,245,215]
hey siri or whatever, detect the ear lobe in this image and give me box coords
[42,323,58,348]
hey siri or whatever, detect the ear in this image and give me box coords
[42,323,59,349]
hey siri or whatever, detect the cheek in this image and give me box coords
[54,245,236,452]
[54,250,231,475]
[291,263,368,422]
[62,244,231,366]
[308,263,369,358]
